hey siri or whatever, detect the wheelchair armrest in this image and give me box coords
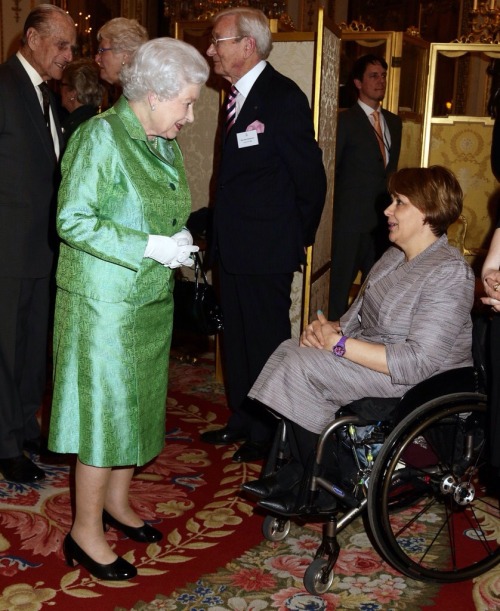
[337,366,477,426]
[396,366,476,422]
[337,397,400,424]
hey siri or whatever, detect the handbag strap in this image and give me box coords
[194,251,209,288]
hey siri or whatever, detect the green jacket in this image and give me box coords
[56,95,191,305]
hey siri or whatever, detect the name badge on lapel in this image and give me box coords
[237,129,259,148]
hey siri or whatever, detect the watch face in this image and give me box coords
[333,344,346,357]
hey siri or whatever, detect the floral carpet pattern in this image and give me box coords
[0,351,500,610]
[140,521,439,611]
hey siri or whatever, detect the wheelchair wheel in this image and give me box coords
[367,392,500,582]
[303,558,334,595]
[262,515,290,541]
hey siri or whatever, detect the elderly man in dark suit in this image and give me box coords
[0,4,75,482]
[329,54,402,321]
[200,7,326,462]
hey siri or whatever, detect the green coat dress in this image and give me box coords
[48,96,191,467]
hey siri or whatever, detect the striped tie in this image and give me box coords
[225,85,238,134]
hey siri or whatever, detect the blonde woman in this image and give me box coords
[95,17,148,86]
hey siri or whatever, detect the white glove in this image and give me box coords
[144,235,178,265]
[168,243,199,268]
[168,227,198,268]
[144,234,199,268]
[171,228,194,247]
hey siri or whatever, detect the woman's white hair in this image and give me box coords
[122,38,209,102]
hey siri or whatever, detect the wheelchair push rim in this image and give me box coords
[367,393,500,583]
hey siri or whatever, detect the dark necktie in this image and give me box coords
[39,82,51,129]
[225,85,238,134]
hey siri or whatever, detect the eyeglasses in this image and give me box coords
[97,47,113,54]
[209,35,243,47]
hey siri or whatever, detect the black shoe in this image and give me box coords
[63,533,137,581]
[0,455,45,483]
[200,426,247,445]
[102,510,163,543]
[241,462,303,498]
[232,441,270,463]
[259,487,336,517]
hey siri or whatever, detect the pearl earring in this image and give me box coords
[151,105,156,111]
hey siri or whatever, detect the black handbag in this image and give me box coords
[173,252,223,335]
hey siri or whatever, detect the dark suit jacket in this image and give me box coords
[212,63,326,275]
[0,54,63,278]
[333,103,402,233]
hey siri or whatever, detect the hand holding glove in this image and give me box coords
[144,234,198,268]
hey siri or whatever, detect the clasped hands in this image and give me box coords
[300,310,342,351]
[144,229,199,269]
[482,270,500,312]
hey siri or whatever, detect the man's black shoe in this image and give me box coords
[200,426,247,445]
[0,455,46,483]
[232,441,270,463]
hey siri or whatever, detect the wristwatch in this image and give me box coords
[332,335,348,357]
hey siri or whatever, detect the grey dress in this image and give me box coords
[249,236,475,434]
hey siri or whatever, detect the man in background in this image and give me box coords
[201,7,326,462]
[329,54,402,320]
[0,4,75,482]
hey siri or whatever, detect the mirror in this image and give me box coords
[433,49,500,116]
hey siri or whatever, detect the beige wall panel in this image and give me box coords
[268,38,315,336]
[177,84,220,213]
[429,120,496,269]
[399,118,422,169]
[269,39,314,104]
[312,25,339,279]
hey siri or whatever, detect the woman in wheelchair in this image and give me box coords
[244,165,475,515]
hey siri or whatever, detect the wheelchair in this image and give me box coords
[252,354,500,596]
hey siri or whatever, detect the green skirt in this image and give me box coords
[48,287,173,467]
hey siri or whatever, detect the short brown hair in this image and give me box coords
[388,166,463,236]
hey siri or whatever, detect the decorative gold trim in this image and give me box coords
[340,20,373,32]
[12,1,21,23]
[421,41,500,166]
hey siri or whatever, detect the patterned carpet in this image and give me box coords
[1,344,500,610]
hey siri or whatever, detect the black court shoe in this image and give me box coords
[63,533,137,581]
[103,510,163,543]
